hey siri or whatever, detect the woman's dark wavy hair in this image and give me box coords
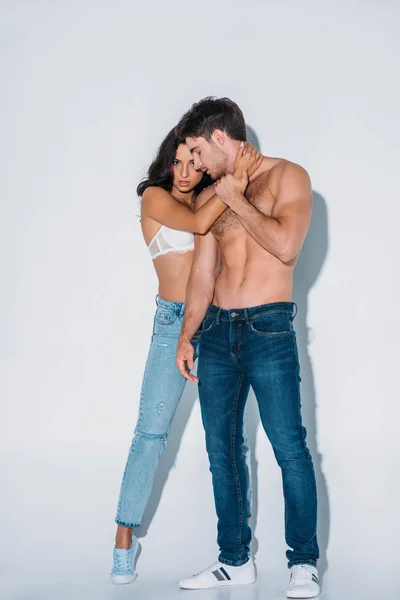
[137,127,213,197]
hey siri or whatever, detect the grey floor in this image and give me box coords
[0,575,326,600]
[0,565,386,600]
[1,438,391,600]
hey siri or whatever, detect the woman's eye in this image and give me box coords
[190,161,195,167]
[173,160,180,165]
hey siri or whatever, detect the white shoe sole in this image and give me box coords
[111,573,137,585]
[179,577,256,590]
[287,588,320,598]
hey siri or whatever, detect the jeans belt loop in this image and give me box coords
[216,309,221,325]
[292,302,298,319]
[244,307,249,324]
[155,294,160,306]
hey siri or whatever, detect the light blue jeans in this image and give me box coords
[115,296,252,528]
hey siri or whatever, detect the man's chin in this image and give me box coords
[210,170,225,180]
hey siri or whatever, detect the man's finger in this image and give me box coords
[183,357,199,382]
[236,143,245,160]
[185,369,199,383]
[176,356,189,378]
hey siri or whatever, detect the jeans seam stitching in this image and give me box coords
[135,429,167,440]
[116,435,139,520]
[115,519,141,528]
[231,372,245,550]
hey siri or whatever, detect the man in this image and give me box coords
[175,97,320,598]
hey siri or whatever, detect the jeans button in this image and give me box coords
[231,312,239,317]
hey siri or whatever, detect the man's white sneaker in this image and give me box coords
[179,558,256,590]
[287,564,320,598]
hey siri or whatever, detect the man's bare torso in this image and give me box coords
[211,158,298,309]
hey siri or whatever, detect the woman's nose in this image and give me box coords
[181,164,189,177]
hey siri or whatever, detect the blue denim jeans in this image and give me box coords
[115,296,252,528]
[197,302,319,568]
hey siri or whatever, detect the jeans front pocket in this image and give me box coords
[199,314,217,334]
[250,312,292,337]
[153,308,182,338]
[155,307,178,326]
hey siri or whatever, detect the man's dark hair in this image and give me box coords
[176,97,247,142]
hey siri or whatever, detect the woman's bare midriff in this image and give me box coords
[152,251,194,303]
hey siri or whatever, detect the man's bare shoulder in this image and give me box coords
[256,158,309,183]
[251,159,310,198]
[195,184,215,209]
[271,159,310,188]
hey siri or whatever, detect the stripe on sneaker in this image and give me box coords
[220,567,231,581]
[212,570,225,582]
[312,575,320,584]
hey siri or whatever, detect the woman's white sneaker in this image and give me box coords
[179,558,256,589]
[110,537,140,585]
[287,564,320,598]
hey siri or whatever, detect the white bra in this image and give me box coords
[148,225,194,259]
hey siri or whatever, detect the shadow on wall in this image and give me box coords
[246,124,331,579]
[139,125,330,580]
[293,189,330,579]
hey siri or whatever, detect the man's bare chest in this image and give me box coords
[211,180,276,239]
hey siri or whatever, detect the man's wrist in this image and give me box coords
[228,192,246,211]
[179,333,191,345]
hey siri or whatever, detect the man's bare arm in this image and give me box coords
[215,163,312,263]
[176,187,219,381]
[179,240,217,344]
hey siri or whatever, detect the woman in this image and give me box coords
[111,127,262,584]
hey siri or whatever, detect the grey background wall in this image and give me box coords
[1,1,398,598]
